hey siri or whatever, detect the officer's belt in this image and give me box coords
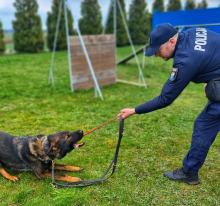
[205,78,220,102]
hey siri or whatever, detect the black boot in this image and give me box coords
[164,168,200,185]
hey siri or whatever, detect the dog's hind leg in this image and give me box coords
[0,168,19,182]
[54,164,82,172]
[40,172,81,182]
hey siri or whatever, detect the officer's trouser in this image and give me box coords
[183,102,220,174]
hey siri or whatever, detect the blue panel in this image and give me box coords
[153,8,220,33]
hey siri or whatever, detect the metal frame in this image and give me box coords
[49,0,103,99]
[49,0,148,99]
[48,0,63,85]
[116,0,146,88]
[64,0,74,92]
[104,0,147,88]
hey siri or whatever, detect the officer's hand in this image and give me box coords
[118,108,136,119]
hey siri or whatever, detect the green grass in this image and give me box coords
[0,49,220,206]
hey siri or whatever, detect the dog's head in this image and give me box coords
[45,130,84,160]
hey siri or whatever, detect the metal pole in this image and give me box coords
[116,0,147,88]
[142,47,146,70]
[64,0,74,91]
[76,28,104,100]
[48,0,63,85]
[113,0,117,80]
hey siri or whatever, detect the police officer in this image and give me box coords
[118,23,220,185]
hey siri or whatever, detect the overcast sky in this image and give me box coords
[0,0,219,30]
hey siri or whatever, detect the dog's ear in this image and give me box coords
[47,135,59,147]
[47,134,59,142]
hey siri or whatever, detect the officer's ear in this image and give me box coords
[169,37,175,45]
[168,36,178,49]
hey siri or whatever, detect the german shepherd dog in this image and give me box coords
[0,130,84,182]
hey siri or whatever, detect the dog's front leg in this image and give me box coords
[31,162,45,179]
[0,168,19,182]
[53,164,82,172]
[40,172,81,183]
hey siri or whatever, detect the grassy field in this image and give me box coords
[0,48,220,206]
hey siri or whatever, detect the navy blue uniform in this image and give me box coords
[135,28,220,174]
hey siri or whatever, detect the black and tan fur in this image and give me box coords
[0,130,84,182]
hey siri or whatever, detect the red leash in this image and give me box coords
[83,117,117,137]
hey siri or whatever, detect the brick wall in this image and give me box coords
[70,34,116,90]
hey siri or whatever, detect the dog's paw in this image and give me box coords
[8,175,19,182]
[77,167,84,172]
[63,165,83,172]
[64,175,81,183]
[71,166,83,172]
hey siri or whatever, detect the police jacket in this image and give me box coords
[135,28,220,114]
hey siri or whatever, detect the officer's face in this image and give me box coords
[155,38,176,60]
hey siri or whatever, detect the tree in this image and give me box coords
[128,0,151,45]
[197,0,208,9]
[167,0,182,11]
[13,0,44,53]
[47,0,75,51]
[78,0,103,35]
[152,0,164,13]
[0,21,5,54]
[185,0,196,10]
[105,0,128,46]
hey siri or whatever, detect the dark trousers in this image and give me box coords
[183,102,220,174]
